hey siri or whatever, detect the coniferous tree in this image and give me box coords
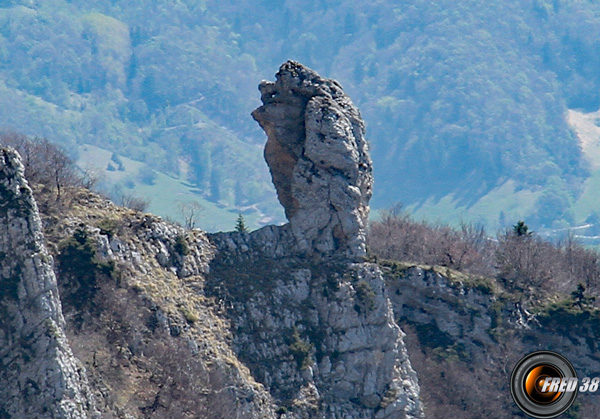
[513,221,532,237]
[235,214,248,233]
[572,283,596,309]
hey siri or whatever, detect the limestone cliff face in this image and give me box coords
[252,60,373,258]
[207,62,422,418]
[208,232,422,418]
[0,148,96,418]
[382,263,600,416]
[6,59,600,418]
[0,62,421,418]
[40,188,277,418]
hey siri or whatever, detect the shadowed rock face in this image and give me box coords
[0,147,96,418]
[252,61,373,258]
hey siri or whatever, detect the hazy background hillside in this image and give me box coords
[2,0,600,234]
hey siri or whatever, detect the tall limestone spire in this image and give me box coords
[252,60,373,258]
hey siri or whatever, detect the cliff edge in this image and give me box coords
[0,147,96,418]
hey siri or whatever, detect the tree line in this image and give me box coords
[368,205,600,302]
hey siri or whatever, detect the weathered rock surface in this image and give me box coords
[41,188,277,418]
[204,62,422,418]
[252,60,373,258]
[0,147,96,418]
[0,62,421,419]
[208,232,423,418]
[384,264,600,416]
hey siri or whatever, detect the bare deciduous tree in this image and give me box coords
[370,205,600,302]
[119,192,150,212]
[177,200,203,229]
[368,206,495,276]
[0,132,84,208]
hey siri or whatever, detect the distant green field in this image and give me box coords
[399,180,540,232]
[370,173,600,245]
[572,168,600,223]
[77,144,283,232]
[80,141,600,237]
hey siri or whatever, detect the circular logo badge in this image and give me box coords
[510,351,578,418]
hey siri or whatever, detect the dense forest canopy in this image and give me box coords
[224,0,595,207]
[0,0,599,231]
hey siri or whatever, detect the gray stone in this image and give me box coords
[361,394,382,409]
[208,62,423,418]
[252,60,373,258]
[0,147,97,418]
[207,254,424,418]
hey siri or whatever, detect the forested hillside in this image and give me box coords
[1,0,600,230]
[0,0,278,229]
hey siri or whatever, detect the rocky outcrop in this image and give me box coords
[208,233,423,418]
[39,188,278,418]
[205,61,421,418]
[0,147,96,418]
[0,62,421,418]
[383,263,600,416]
[252,60,373,258]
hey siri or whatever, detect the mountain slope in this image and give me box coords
[2,0,600,230]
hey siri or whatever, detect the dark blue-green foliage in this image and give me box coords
[58,228,114,305]
[217,0,594,206]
